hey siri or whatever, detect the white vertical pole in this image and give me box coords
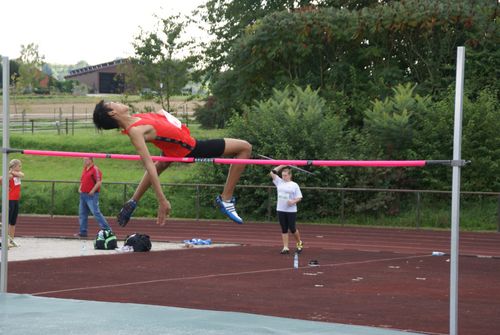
[450,46,465,335]
[1,56,10,292]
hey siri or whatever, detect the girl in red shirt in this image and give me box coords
[0,159,24,247]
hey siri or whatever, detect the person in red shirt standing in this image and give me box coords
[0,159,24,247]
[75,157,111,238]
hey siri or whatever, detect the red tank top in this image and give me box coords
[9,177,21,200]
[123,110,196,157]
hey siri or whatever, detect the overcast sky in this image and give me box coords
[1,0,206,65]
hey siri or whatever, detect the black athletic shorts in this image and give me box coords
[186,139,225,158]
[9,200,19,226]
[277,211,297,234]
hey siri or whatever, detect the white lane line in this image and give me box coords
[32,254,429,296]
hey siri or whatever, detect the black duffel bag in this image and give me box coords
[124,233,152,252]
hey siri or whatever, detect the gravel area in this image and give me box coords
[1,237,222,261]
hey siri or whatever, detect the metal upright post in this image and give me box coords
[497,195,500,233]
[450,46,465,335]
[1,57,11,292]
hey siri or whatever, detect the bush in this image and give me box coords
[194,96,222,128]
[412,87,500,191]
[193,85,352,217]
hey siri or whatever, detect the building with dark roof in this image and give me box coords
[65,59,127,94]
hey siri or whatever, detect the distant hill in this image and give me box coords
[42,61,89,81]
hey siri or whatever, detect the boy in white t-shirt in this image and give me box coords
[270,165,303,254]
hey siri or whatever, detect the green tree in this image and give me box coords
[42,61,89,81]
[15,43,45,93]
[199,0,388,83]
[126,14,197,111]
[199,0,498,127]
[412,87,500,192]
[355,83,431,213]
[363,83,430,160]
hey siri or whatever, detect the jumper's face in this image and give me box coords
[106,102,129,115]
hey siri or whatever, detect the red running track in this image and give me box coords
[14,215,500,257]
[7,215,500,335]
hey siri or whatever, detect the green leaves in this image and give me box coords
[201,0,498,128]
[195,85,349,218]
[363,83,430,159]
[196,0,499,197]
[15,43,46,94]
[127,14,197,111]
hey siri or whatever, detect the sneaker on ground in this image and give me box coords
[115,245,134,253]
[215,195,243,224]
[296,241,304,254]
[280,248,290,255]
[117,199,137,227]
[9,238,20,247]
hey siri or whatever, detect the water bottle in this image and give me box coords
[432,251,446,256]
[293,252,299,269]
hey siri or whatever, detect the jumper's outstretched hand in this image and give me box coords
[157,199,171,226]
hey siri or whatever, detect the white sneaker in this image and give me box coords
[115,245,134,253]
[280,248,290,254]
[9,237,20,247]
[216,195,243,224]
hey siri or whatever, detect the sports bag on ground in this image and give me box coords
[94,229,118,250]
[124,233,152,252]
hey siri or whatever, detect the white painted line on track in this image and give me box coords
[32,254,430,296]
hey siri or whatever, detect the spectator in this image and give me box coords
[270,165,303,254]
[75,157,111,238]
[0,159,24,247]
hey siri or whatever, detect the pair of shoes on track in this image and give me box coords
[116,196,243,227]
[280,241,304,255]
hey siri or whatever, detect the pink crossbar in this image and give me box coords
[21,149,427,167]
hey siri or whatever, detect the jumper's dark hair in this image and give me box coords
[93,100,119,130]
